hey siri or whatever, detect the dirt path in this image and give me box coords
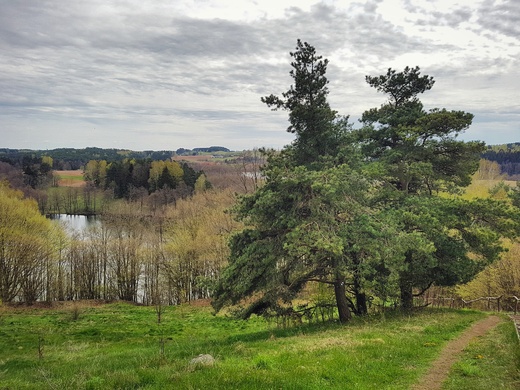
[412,315,501,390]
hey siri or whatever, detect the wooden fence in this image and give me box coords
[420,295,520,314]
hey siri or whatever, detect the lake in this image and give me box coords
[48,214,99,233]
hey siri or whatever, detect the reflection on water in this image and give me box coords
[48,214,99,233]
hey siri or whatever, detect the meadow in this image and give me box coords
[54,170,85,187]
[0,302,518,389]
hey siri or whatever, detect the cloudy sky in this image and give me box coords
[1,0,518,151]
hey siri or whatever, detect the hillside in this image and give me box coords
[1,303,518,389]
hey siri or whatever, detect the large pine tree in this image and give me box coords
[359,66,518,309]
[213,41,379,323]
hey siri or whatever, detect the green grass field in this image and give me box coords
[1,303,518,389]
[56,174,84,181]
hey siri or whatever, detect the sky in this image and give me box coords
[0,0,518,151]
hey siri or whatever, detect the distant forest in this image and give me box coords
[0,146,231,170]
[0,144,518,178]
[482,142,520,178]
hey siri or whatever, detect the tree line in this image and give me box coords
[84,158,210,200]
[0,147,177,171]
[0,146,232,171]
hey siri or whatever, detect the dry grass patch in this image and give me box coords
[400,325,426,332]
[293,336,365,353]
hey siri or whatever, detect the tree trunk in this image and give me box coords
[355,291,368,316]
[400,251,414,311]
[353,268,368,315]
[334,279,351,323]
[400,279,413,311]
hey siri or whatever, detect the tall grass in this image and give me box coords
[0,303,517,389]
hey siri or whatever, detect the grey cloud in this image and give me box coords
[0,1,518,150]
[362,0,383,14]
[415,8,473,27]
[0,1,436,135]
[477,0,520,38]
[1,1,420,85]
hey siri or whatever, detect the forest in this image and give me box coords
[0,149,261,306]
[0,41,519,326]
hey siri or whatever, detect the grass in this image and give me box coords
[56,173,85,181]
[0,303,517,389]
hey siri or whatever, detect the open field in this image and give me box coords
[54,170,85,187]
[462,178,518,199]
[0,303,518,389]
[173,153,242,163]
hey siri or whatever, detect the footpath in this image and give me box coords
[412,315,502,390]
